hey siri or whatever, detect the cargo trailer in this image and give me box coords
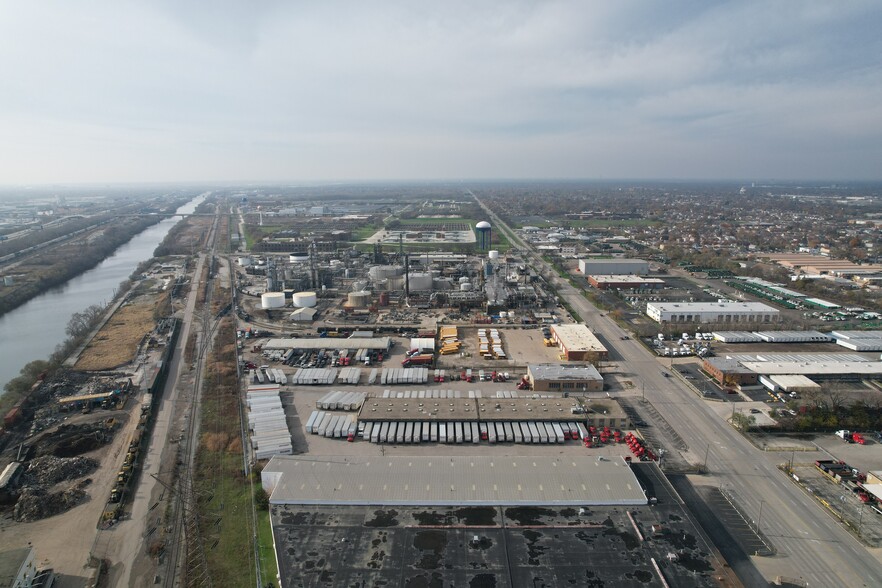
[413,422,422,443]
[371,423,381,443]
[405,422,414,444]
[470,423,480,444]
[333,416,348,438]
[395,422,406,444]
[576,423,588,441]
[439,423,447,443]
[528,422,541,443]
[496,423,507,442]
[362,422,373,440]
[316,413,333,436]
[463,422,472,443]
[487,423,497,443]
[324,416,340,438]
[431,422,439,442]
[305,411,321,434]
[421,423,430,442]
[455,422,464,443]
[379,422,390,443]
[513,422,523,443]
[552,423,565,443]
[504,422,514,443]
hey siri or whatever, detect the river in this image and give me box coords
[0,192,207,389]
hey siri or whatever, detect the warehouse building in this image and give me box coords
[586,275,664,290]
[578,258,649,276]
[261,455,647,506]
[550,324,609,362]
[701,357,760,387]
[527,364,604,393]
[703,353,882,384]
[646,301,779,324]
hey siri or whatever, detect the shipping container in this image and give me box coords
[512,422,523,443]
[551,423,565,443]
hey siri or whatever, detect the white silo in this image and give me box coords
[488,250,500,260]
[261,292,286,309]
[292,291,317,308]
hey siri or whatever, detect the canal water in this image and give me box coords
[0,193,207,389]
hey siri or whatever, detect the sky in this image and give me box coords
[1,1,881,184]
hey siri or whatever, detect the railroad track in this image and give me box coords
[163,207,223,588]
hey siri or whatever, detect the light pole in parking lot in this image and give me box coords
[757,500,765,535]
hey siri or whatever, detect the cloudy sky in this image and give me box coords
[1,1,881,184]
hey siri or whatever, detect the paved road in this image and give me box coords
[473,191,882,587]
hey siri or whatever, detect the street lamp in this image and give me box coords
[757,500,765,535]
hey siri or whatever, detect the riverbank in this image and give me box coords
[0,193,208,392]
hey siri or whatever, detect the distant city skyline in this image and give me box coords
[1,1,881,184]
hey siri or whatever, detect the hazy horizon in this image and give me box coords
[2,1,881,184]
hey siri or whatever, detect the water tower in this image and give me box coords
[475,221,491,250]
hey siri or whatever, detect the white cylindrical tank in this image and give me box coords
[237,256,253,267]
[347,291,372,308]
[458,276,471,284]
[488,250,500,260]
[261,292,286,309]
[289,254,309,263]
[460,282,472,291]
[292,291,317,308]
[408,272,433,291]
[369,265,404,281]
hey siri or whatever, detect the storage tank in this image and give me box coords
[369,265,404,281]
[292,291,317,308]
[261,292,286,309]
[347,290,372,308]
[289,252,309,263]
[488,250,500,260]
[237,256,253,267]
[408,272,433,291]
[460,282,472,291]
[458,276,471,285]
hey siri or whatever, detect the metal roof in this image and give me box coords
[528,364,603,382]
[262,455,647,507]
[360,397,477,421]
[649,301,778,313]
[740,361,882,376]
[725,352,868,363]
[263,337,392,350]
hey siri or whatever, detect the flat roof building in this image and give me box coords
[578,258,649,276]
[261,455,647,507]
[550,324,608,362]
[646,302,779,325]
[527,364,604,392]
